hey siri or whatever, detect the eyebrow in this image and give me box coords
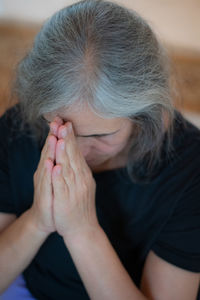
[42,117,120,137]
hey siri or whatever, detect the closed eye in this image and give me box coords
[76,132,118,138]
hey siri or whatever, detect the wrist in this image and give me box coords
[63,224,103,246]
[25,209,51,240]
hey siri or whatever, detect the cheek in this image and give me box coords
[92,139,125,155]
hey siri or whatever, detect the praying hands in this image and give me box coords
[30,117,100,240]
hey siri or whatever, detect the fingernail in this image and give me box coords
[61,127,67,138]
[50,123,56,135]
[60,140,65,150]
[56,167,61,175]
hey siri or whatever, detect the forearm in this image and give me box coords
[0,209,49,293]
[64,226,147,300]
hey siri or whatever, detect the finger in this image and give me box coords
[37,129,57,185]
[57,124,79,173]
[55,139,67,165]
[42,158,54,196]
[34,128,56,191]
[50,117,64,137]
[57,123,68,140]
[55,138,72,182]
[56,125,70,167]
[40,134,57,166]
[61,122,89,172]
[54,116,63,125]
[47,135,57,162]
[52,164,69,199]
[35,157,53,197]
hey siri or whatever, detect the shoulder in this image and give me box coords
[149,110,200,271]
[0,103,43,147]
[0,103,21,126]
[158,110,200,178]
[170,109,200,153]
[0,104,44,170]
[0,104,26,141]
[154,110,200,214]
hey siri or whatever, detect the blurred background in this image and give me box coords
[0,0,200,127]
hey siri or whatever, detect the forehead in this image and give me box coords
[45,106,125,131]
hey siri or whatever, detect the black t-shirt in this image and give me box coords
[0,104,200,299]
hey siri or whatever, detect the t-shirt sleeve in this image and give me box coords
[0,111,16,214]
[151,164,200,273]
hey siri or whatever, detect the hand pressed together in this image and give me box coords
[31,117,99,239]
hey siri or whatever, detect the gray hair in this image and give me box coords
[12,0,176,183]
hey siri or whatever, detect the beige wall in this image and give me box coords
[0,0,200,52]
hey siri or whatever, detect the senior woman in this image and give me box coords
[0,0,200,299]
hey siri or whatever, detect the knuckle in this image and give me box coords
[64,167,75,182]
[75,165,82,174]
[81,180,88,193]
